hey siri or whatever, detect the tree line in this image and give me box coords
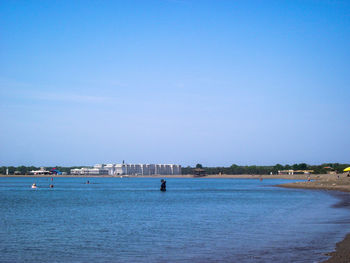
[181,163,350,175]
[0,166,87,175]
[0,163,349,175]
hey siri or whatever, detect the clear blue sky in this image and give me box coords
[1,0,349,167]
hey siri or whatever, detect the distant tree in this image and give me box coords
[8,166,15,174]
[180,166,192,175]
[298,163,308,170]
[17,166,27,174]
[195,164,203,169]
[274,164,284,171]
[292,163,299,170]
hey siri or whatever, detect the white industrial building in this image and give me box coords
[70,165,109,175]
[70,163,181,176]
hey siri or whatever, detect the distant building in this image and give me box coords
[278,170,314,175]
[193,168,206,177]
[70,163,182,176]
[327,171,337,175]
[324,167,337,175]
[29,167,51,175]
[70,167,109,175]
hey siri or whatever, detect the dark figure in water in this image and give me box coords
[160,179,166,192]
[49,184,54,188]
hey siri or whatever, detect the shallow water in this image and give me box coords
[0,177,349,263]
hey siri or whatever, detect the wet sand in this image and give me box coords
[278,174,350,192]
[323,233,350,263]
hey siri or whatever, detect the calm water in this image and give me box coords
[1,177,349,263]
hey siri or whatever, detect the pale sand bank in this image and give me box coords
[278,176,350,192]
[323,233,350,263]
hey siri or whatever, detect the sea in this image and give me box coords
[1,177,349,263]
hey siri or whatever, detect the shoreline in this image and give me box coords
[277,176,350,262]
[0,173,342,179]
[1,173,350,261]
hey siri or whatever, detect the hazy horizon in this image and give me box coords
[1,161,350,168]
[1,0,349,167]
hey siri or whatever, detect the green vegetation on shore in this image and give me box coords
[0,166,88,175]
[182,163,350,175]
[0,163,349,175]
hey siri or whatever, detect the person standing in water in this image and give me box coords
[160,179,166,192]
